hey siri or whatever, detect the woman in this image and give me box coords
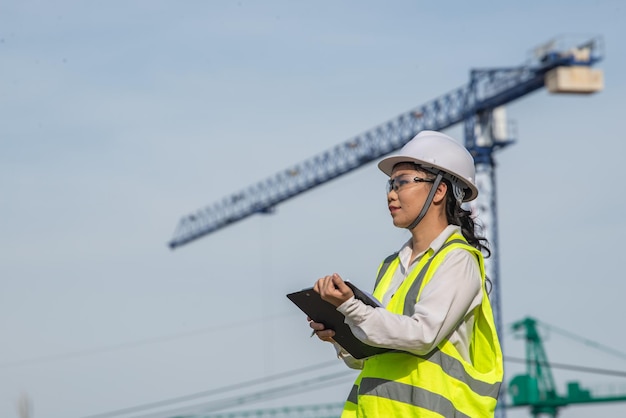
[310,130,503,417]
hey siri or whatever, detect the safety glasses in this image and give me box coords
[387,174,435,193]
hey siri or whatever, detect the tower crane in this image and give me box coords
[167,36,604,418]
[168,36,603,250]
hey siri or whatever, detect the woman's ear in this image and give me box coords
[433,181,448,204]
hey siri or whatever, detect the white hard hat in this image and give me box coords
[377,130,478,202]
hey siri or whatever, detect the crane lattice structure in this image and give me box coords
[168,36,604,418]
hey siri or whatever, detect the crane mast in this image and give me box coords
[465,106,515,418]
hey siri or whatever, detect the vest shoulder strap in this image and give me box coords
[374,252,398,289]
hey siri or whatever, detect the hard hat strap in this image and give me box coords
[420,165,466,204]
[407,172,443,230]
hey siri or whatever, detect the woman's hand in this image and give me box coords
[308,317,335,342]
[313,273,354,307]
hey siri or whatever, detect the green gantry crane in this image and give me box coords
[508,317,626,417]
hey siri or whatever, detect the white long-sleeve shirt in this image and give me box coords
[335,225,483,369]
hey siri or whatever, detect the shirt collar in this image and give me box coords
[397,224,462,270]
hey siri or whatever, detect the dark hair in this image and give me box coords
[442,180,491,258]
[442,180,493,294]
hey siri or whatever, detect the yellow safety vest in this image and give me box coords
[341,233,503,418]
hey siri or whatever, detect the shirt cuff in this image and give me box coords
[337,296,372,325]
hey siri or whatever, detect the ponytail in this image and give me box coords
[443,182,490,258]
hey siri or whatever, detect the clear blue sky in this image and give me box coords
[2,1,626,417]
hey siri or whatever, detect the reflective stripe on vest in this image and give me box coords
[359,377,472,418]
[342,233,503,418]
